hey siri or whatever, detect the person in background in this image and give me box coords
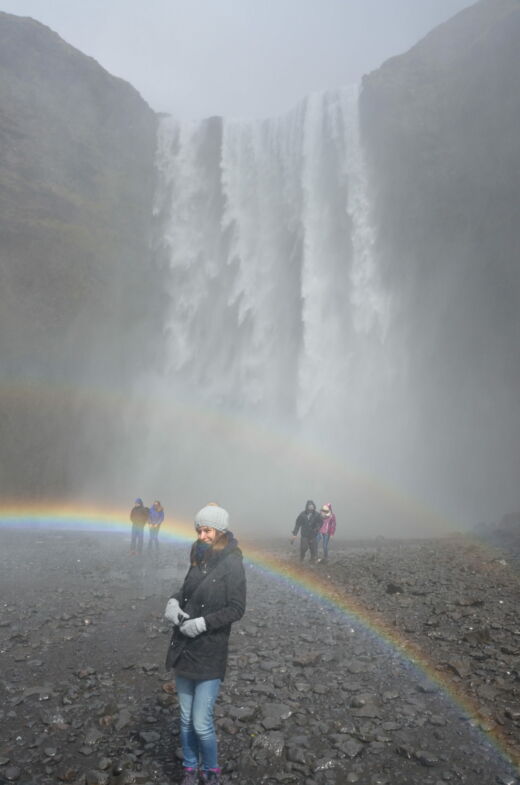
[148,500,164,556]
[291,499,322,564]
[164,503,246,785]
[317,503,336,563]
[129,498,149,555]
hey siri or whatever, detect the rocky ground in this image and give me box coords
[0,529,519,785]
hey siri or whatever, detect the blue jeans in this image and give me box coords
[148,525,160,553]
[130,524,144,553]
[175,675,221,770]
[318,533,331,559]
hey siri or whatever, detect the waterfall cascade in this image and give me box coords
[149,87,461,533]
[154,86,389,429]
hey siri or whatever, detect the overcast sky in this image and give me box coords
[1,0,472,119]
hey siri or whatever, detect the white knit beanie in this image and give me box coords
[194,504,229,532]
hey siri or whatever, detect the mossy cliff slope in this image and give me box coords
[0,12,158,497]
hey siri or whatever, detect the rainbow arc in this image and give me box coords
[0,501,518,772]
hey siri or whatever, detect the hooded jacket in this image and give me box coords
[166,534,246,680]
[293,500,322,538]
[130,503,149,526]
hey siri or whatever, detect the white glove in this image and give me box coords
[165,598,189,626]
[179,617,206,638]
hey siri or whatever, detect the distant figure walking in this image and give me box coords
[164,503,246,784]
[130,498,149,555]
[317,503,336,563]
[292,500,322,564]
[148,500,164,556]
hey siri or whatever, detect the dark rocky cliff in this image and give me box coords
[360,0,520,516]
[0,12,159,497]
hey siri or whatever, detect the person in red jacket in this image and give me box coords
[317,503,336,563]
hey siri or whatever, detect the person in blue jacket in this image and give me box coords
[148,500,164,555]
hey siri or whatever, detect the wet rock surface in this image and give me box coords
[0,530,519,784]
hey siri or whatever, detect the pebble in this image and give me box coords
[2,531,520,785]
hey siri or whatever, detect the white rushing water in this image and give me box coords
[154,85,389,426]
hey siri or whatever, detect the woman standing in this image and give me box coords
[148,500,164,556]
[164,504,246,785]
[317,503,336,563]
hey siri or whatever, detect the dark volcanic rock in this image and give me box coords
[2,530,520,785]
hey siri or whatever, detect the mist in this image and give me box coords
[132,88,435,538]
[1,0,520,540]
[3,6,520,783]
[1,0,472,119]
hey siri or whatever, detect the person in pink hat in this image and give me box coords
[317,503,336,563]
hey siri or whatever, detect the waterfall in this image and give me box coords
[154,86,388,425]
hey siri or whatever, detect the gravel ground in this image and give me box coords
[0,529,519,785]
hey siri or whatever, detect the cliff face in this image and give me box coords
[360,0,520,516]
[0,12,158,497]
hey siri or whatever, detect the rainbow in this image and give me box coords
[0,377,458,537]
[0,501,518,773]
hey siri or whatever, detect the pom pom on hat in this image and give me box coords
[194,503,229,532]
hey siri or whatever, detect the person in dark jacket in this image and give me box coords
[130,498,149,555]
[164,503,246,785]
[291,499,321,563]
[148,500,164,556]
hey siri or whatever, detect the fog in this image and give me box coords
[1,0,472,119]
[2,0,520,539]
[3,8,520,783]
[103,103,404,536]
[132,89,444,538]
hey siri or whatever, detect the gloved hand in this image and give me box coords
[179,617,206,638]
[165,598,190,625]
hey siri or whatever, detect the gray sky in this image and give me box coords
[1,0,472,118]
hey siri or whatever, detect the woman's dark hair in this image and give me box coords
[212,530,231,553]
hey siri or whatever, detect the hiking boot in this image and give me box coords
[201,769,222,784]
[179,768,199,785]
